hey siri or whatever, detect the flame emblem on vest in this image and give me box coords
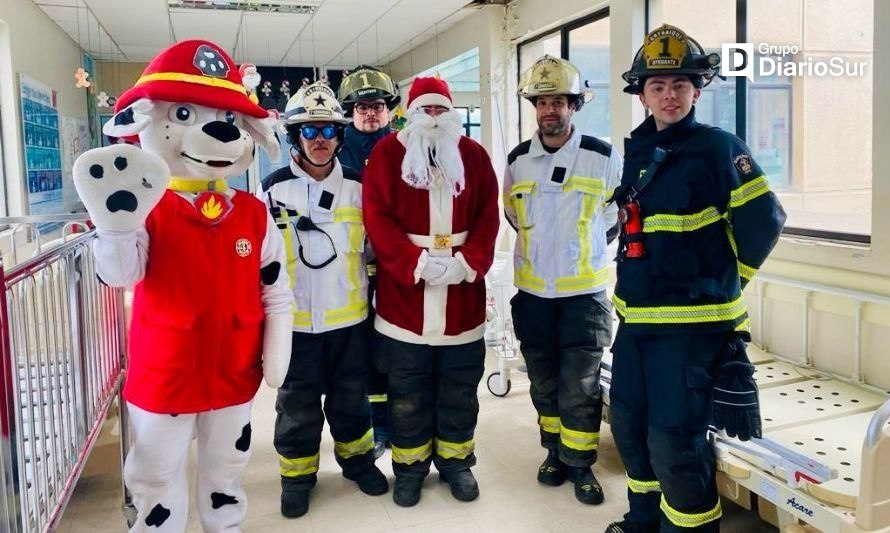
[235,238,252,257]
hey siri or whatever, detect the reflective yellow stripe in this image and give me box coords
[661,496,722,528]
[510,181,536,228]
[366,263,377,276]
[333,206,363,224]
[563,176,606,196]
[293,310,311,328]
[560,426,599,452]
[738,261,756,281]
[538,415,560,434]
[735,317,751,333]
[392,441,432,465]
[136,72,249,95]
[324,301,368,326]
[555,267,608,293]
[509,181,546,292]
[279,453,320,477]
[368,394,387,403]
[435,438,475,460]
[627,475,661,494]
[613,295,747,325]
[335,428,374,459]
[729,175,769,209]
[643,207,725,233]
[323,218,368,326]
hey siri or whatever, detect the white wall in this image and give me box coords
[0,0,88,217]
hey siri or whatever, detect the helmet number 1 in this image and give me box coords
[658,37,672,57]
[360,73,371,88]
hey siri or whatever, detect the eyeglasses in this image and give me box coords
[354,102,387,115]
[293,216,337,269]
[300,125,339,140]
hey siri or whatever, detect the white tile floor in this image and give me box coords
[56,349,776,532]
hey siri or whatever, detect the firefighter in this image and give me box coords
[338,65,401,458]
[504,54,622,506]
[605,24,786,533]
[260,82,387,519]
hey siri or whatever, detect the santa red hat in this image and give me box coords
[115,39,269,118]
[407,77,453,110]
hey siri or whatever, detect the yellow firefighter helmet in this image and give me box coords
[622,24,721,94]
[517,55,593,109]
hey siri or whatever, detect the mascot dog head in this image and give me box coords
[103,39,278,180]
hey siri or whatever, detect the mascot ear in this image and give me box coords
[103,99,155,138]
[244,115,280,161]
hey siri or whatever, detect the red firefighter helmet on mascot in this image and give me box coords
[114,39,269,118]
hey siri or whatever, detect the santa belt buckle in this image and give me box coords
[433,234,453,249]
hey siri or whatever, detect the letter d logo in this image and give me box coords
[722,43,754,82]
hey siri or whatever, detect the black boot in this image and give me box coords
[537,449,567,486]
[280,488,311,518]
[439,469,480,502]
[343,464,389,495]
[604,520,659,533]
[567,466,604,505]
[393,475,424,507]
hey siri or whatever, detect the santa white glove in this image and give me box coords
[419,256,448,282]
[428,257,468,286]
[262,314,292,388]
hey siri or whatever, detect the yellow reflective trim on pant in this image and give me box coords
[293,310,311,328]
[333,206,363,223]
[335,428,375,459]
[368,394,387,403]
[613,295,747,324]
[643,207,725,233]
[279,453,320,477]
[392,440,433,465]
[735,317,751,333]
[660,496,722,528]
[435,438,475,460]
[560,426,599,451]
[627,475,661,494]
[729,175,769,209]
[366,263,377,276]
[555,267,608,293]
[563,176,606,196]
[738,261,756,281]
[538,415,561,434]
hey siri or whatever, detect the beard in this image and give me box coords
[538,115,570,137]
[400,107,466,196]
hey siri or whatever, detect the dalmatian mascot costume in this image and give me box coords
[72,40,293,532]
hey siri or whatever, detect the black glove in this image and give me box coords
[712,337,762,441]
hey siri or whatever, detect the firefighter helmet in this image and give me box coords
[281,81,350,128]
[622,24,721,94]
[338,66,400,116]
[517,55,593,109]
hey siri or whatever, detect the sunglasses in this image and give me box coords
[300,125,339,140]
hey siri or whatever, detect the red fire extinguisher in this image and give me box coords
[618,201,645,258]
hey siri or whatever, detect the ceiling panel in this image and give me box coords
[170,10,242,50]
[240,12,312,66]
[87,0,171,49]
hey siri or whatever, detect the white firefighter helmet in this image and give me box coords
[280,81,349,129]
[517,54,593,107]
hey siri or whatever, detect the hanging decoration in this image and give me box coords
[75,67,91,88]
[239,63,261,105]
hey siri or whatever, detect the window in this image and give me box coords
[454,106,481,142]
[517,10,611,143]
[653,0,874,241]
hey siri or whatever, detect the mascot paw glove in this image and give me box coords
[73,144,169,232]
[262,313,292,388]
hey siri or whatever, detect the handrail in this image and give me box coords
[865,398,890,450]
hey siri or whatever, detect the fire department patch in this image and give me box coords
[235,238,252,257]
[195,191,233,224]
[733,153,754,175]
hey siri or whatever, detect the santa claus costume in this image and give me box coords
[362,77,499,506]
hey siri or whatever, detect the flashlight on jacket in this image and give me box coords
[618,201,645,258]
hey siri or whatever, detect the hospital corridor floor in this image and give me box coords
[57,349,776,532]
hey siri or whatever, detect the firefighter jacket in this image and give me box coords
[504,128,622,298]
[613,108,786,334]
[363,132,500,345]
[338,123,392,173]
[261,158,369,334]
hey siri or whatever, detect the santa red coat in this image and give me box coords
[125,190,267,413]
[363,131,499,345]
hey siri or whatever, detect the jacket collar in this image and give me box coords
[528,125,580,158]
[630,106,700,143]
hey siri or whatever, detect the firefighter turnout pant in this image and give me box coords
[375,335,486,479]
[275,322,375,489]
[609,328,727,532]
[367,275,389,436]
[511,290,612,466]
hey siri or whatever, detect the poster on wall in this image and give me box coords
[19,74,63,232]
[60,116,91,210]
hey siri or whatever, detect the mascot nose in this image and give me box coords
[202,121,241,143]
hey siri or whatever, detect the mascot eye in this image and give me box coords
[169,105,196,124]
[225,111,235,124]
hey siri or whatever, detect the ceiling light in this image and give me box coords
[168,1,318,14]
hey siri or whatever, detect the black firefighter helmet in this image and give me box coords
[338,65,400,116]
[622,24,722,94]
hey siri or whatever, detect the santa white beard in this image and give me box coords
[400,107,466,196]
